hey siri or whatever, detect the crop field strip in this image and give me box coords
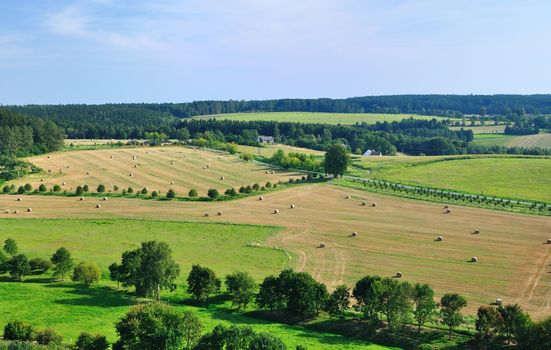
[2,184,550,319]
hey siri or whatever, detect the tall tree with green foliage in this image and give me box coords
[440,293,467,339]
[72,261,101,287]
[225,271,257,310]
[51,247,74,281]
[379,278,413,330]
[187,264,221,304]
[3,238,18,256]
[475,306,503,344]
[353,275,384,321]
[324,143,350,177]
[7,254,31,281]
[498,304,532,345]
[412,283,437,332]
[75,332,109,350]
[326,285,350,319]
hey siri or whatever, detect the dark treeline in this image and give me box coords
[0,108,64,157]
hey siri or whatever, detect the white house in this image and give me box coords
[258,136,275,144]
[363,149,383,156]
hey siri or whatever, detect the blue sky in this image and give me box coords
[1,0,550,104]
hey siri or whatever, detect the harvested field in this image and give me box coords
[2,184,550,318]
[12,146,302,196]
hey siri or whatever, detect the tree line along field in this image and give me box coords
[349,155,551,203]
[11,146,303,197]
[192,112,448,125]
[1,184,550,320]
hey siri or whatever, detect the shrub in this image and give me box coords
[141,187,148,195]
[51,184,61,192]
[239,186,246,193]
[265,181,272,188]
[166,189,176,199]
[83,184,89,192]
[72,261,101,287]
[2,185,10,193]
[188,189,198,197]
[38,184,47,192]
[225,188,237,197]
[29,257,52,273]
[75,332,109,350]
[207,188,219,199]
[245,185,252,193]
[127,187,134,194]
[3,320,34,341]
[252,183,260,191]
[35,328,63,345]
[151,191,158,198]
[113,185,119,191]
[96,184,105,193]
[23,183,32,192]
[76,185,84,195]
[17,186,25,194]
[240,153,253,161]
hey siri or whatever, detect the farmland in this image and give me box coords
[350,155,551,203]
[473,132,551,148]
[11,146,302,197]
[192,112,448,125]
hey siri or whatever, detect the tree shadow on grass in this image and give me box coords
[0,276,57,283]
[46,284,135,308]
[176,293,232,307]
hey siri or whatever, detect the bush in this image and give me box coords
[35,328,62,345]
[29,258,52,273]
[23,184,32,192]
[225,188,237,197]
[265,181,272,188]
[113,185,119,191]
[2,185,10,193]
[52,185,61,192]
[72,261,101,287]
[188,189,198,198]
[141,187,148,195]
[76,185,84,195]
[151,191,158,198]
[252,183,260,191]
[240,153,253,161]
[96,184,105,193]
[245,185,252,193]
[17,186,25,194]
[83,185,89,192]
[207,188,219,199]
[75,332,109,350]
[38,184,47,192]
[127,187,134,194]
[166,189,176,199]
[239,186,246,193]
[3,320,34,341]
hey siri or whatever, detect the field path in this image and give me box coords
[2,184,551,316]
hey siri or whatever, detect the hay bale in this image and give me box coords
[26,208,32,212]
[351,231,358,237]
[259,196,264,201]
[273,209,279,214]
[546,239,551,244]
[471,256,478,263]
[79,197,84,201]
[266,171,270,174]
[133,155,136,160]
[220,176,225,180]
[445,208,452,214]
[204,212,209,217]
[217,211,222,216]
[495,298,503,305]
[319,242,325,248]
[345,194,351,199]
[271,171,275,174]
[62,182,66,186]
[102,197,107,201]
[436,235,444,241]
[290,204,296,209]
[443,205,449,209]
[5,209,10,213]
[396,272,403,278]
[371,202,377,207]
[40,178,44,182]
[96,204,101,208]
[207,164,211,168]
[85,171,90,175]
[66,165,70,169]
[13,210,18,214]
[473,228,480,234]
[170,181,175,185]
[129,173,134,176]
[361,201,367,206]
[171,161,175,165]
[17,197,22,202]
[134,165,138,168]
[110,155,114,159]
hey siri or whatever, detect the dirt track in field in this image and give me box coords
[2,183,550,317]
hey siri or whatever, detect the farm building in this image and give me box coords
[363,149,383,156]
[258,136,275,144]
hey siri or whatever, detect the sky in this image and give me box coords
[1,0,551,104]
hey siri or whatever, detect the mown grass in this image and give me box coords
[349,155,551,203]
[0,218,391,349]
[192,112,448,125]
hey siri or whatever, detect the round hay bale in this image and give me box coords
[265,171,270,174]
[207,164,211,168]
[204,212,209,217]
[129,173,134,176]
[48,169,51,173]
[133,155,136,160]
[445,208,452,214]
[361,201,367,206]
[26,208,32,212]
[171,161,175,165]
[290,204,296,209]
[85,171,90,175]
[13,210,18,214]
[79,197,84,201]
[473,228,480,234]
[273,209,279,214]
[96,204,101,208]
[134,165,138,168]
[217,211,222,216]
[102,197,107,201]
[471,256,478,263]
[170,181,175,185]
[437,235,444,241]
[110,155,114,159]
[5,209,11,213]
[443,205,449,209]
[271,171,275,174]
[396,272,403,278]
[345,194,351,199]
[62,182,66,186]
[47,156,50,159]
[258,196,264,201]
[220,176,225,180]
[495,298,503,305]
[66,165,70,169]
[546,239,551,244]
[371,202,377,207]
[17,197,22,202]
[319,242,325,248]
[40,178,44,182]
[351,231,358,237]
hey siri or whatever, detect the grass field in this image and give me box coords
[2,184,550,319]
[473,133,551,148]
[236,143,324,158]
[449,125,506,133]
[350,155,551,202]
[192,112,448,125]
[0,218,391,349]
[12,146,302,197]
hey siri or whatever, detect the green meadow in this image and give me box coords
[192,112,447,125]
[0,218,391,349]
